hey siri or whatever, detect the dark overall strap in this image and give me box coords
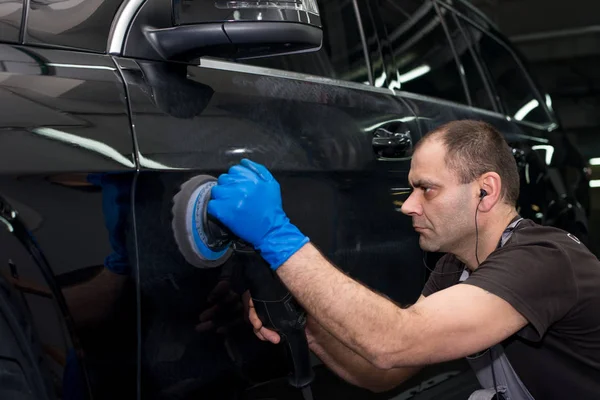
[464,218,536,400]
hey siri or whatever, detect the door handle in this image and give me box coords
[372,128,412,159]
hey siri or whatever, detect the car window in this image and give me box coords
[372,0,467,104]
[442,9,495,111]
[245,0,369,84]
[460,19,553,126]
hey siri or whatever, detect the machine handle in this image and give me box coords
[244,263,315,388]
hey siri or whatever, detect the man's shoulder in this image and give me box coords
[483,218,599,279]
[505,219,587,251]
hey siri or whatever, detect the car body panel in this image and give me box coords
[113,54,427,397]
[0,45,137,399]
[25,0,124,52]
[0,0,22,44]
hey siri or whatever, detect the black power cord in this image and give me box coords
[421,252,466,276]
[475,196,483,266]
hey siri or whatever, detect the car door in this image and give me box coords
[0,11,138,400]
[111,0,424,398]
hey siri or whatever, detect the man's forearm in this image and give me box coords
[277,243,414,369]
[307,316,374,389]
[306,316,419,392]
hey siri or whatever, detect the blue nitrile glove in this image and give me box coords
[207,159,309,270]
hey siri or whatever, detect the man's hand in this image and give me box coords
[207,159,309,270]
[244,291,281,344]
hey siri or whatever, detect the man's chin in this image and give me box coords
[419,236,440,253]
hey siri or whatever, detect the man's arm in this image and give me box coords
[306,305,423,393]
[208,159,528,370]
[277,243,528,369]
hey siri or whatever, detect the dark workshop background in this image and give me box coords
[473,0,600,255]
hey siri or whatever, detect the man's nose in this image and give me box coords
[400,191,422,216]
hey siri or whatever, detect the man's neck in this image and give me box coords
[457,209,519,272]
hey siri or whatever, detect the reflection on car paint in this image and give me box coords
[0,44,136,399]
[26,0,125,52]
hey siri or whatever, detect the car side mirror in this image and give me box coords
[113,0,323,62]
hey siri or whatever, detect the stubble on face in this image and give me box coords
[408,139,476,254]
[418,184,474,253]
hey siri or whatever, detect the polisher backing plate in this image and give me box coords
[171,175,233,268]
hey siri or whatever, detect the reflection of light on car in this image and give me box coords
[363,116,417,132]
[226,148,253,155]
[545,93,553,111]
[399,64,431,83]
[33,127,135,167]
[0,2,21,16]
[589,158,600,166]
[589,180,600,188]
[216,0,320,15]
[531,145,554,165]
[514,99,539,121]
[388,65,431,90]
[0,216,14,232]
[374,71,387,87]
[31,127,178,170]
[46,63,116,71]
[138,154,178,169]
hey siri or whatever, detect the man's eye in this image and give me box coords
[421,187,430,193]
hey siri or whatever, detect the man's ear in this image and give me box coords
[478,172,501,212]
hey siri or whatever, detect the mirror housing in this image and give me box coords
[119,0,323,62]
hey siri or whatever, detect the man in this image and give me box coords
[208,120,600,399]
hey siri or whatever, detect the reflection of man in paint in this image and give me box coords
[62,173,132,326]
[56,172,135,400]
[7,172,136,400]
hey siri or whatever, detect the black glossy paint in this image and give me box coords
[25,0,124,52]
[0,0,22,43]
[115,56,425,398]
[0,45,136,399]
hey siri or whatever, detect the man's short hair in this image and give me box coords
[416,120,520,205]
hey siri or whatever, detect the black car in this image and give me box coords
[0,0,591,399]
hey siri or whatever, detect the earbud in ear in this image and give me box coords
[480,189,488,199]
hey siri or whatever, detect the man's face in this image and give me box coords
[401,139,476,253]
